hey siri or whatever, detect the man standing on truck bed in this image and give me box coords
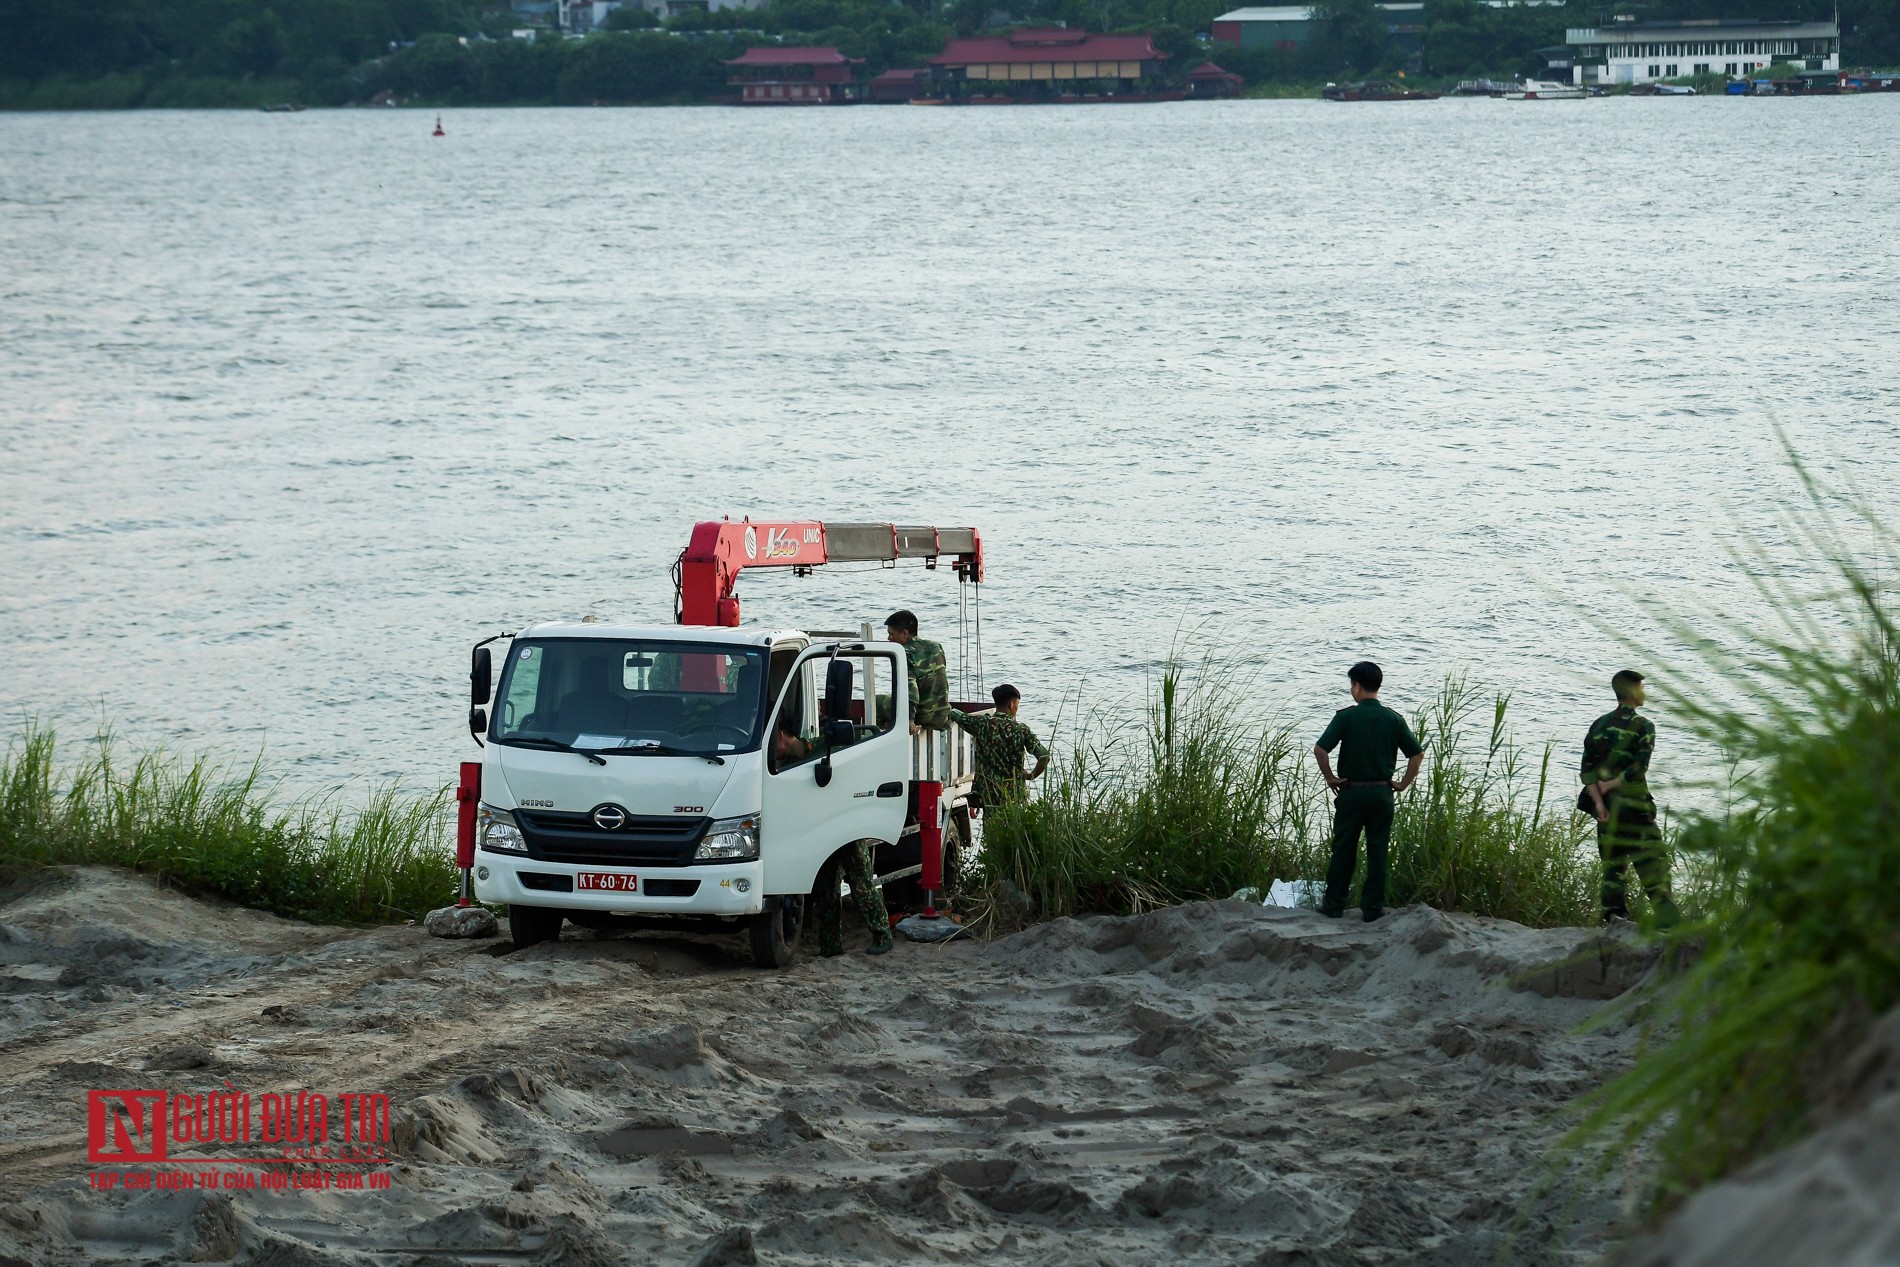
[885,610,949,733]
[950,683,1049,812]
[1312,661,1424,924]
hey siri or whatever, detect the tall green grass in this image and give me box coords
[971,658,1602,929]
[0,725,454,925]
[1391,677,1600,928]
[1563,459,1900,1202]
[974,659,1322,919]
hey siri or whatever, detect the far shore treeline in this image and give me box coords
[2,0,1893,109]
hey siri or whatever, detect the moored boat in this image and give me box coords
[1504,79,1586,100]
[1322,80,1442,101]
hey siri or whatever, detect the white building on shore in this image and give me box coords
[1564,18,1839,85]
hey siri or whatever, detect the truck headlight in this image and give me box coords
[479,804,528,855]
[695,814,760,861]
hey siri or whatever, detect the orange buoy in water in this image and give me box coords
[432,116,445,137]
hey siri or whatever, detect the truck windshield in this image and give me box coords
[492,639,767,756]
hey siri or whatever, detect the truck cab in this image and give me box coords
[469,622,976,965]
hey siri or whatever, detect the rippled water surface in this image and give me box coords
[2,100,1896,792]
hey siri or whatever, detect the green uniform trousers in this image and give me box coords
[1598,798,1675,924]
[811,841,892,957]
[1322,785,1394,917]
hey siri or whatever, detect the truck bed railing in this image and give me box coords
[910,704,989,787]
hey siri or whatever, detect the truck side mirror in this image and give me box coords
[469,707,487,740]
[815,656,854,789]
[823,657,853,724]
[471,646,492,707]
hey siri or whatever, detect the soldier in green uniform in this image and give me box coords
[1312,661,1424,923]
[884,610,950,733]
[810,841,893,957]
[1581,670,1677,926]
[949,683,1050,811]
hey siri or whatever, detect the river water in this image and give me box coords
[2,99,1896,798]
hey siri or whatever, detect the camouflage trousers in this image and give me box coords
[811,840,892,957]
[1598,799,1676,925]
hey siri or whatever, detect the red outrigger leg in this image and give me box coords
[455,761,481,907]
[917,780,944,916]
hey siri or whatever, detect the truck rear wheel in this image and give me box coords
[748,896,805,969]
[507,904,564,948]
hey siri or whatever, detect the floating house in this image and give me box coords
[1187,61,1246,97]
[726,47,866,104]
[870,68,929,102]
[929,29,1170,99]
[1841,69,1900,91]
[1563,18,1839,85]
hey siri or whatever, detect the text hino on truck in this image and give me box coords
[456,521,989,966]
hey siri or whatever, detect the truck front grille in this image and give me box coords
[515,810,712,867]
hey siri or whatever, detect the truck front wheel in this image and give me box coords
[507,904,564,948]
[748,896,805,969]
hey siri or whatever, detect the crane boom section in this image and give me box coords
[678,520,984,627]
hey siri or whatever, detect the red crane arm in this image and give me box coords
[677,521,985,627]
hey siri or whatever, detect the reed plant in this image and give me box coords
[970,655,1602,930]
[0,725,454,925]
[1561,457,1900,1203]
[975,657,1324,919]
[1388,677,1600,927]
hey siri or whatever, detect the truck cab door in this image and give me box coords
[759,644,908,897]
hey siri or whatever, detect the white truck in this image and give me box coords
[461,521,987,966]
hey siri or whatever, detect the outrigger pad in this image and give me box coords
[425,906,499,939]
[896,913,971,943]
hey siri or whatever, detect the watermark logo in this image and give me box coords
[86,1085,393,1194]
[88,1090,168,1163]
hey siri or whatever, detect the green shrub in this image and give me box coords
[0,725,454,925]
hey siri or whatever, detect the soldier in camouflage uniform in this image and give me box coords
[884,610,950,732]
[949,683,1049,811]
[810,840,893,957]
[1581,670,1677,926]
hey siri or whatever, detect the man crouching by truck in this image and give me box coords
[885,610,949,733]
[812,842,894,957]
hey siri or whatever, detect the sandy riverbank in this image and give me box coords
[0,868,1660,1265]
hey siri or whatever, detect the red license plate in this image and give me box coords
[576,872,638,892]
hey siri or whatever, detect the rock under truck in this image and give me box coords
[457,521,986,966]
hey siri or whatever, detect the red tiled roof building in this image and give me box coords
[929,29,1169,99]
[869,67,929,102]
[726,47,866,104]
[1187,61,1245,97]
